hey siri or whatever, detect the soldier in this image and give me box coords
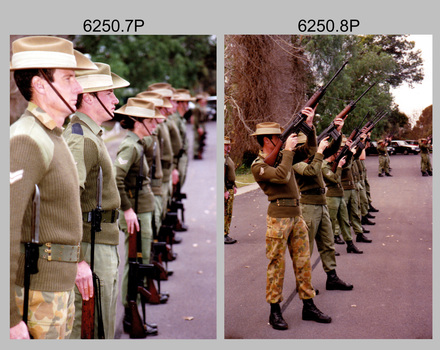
[148,84,187,232]
[170,89,195,188]
[137,90,181,230]
[113,98,166,332]
[251,111,331,331]
[340,140,372,243]
[224,137,237,244]
[293,124,353,291]
[419,138,432,176]
[322,152,363,254]
[356,149,376,226]
[192,92,209,159]
[62,62,129,338]
[377,139,392,177]
[10,36,97,339]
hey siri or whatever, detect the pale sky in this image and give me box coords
[390,35,433,124]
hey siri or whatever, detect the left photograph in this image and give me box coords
[9,34,217,340]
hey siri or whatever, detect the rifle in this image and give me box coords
[331,111,388,172]
[81,167,105,339]
[264,59,348,166]
[317,82,376,143]
[22,185,41,336]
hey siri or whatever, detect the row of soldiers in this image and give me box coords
[225,112,381,330]
[10,35,209,339]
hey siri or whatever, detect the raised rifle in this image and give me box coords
[317,82,376,143]
[331,110,388,172]
[22,185,41,336]
[264,59,349,166]
[81,167,105,339]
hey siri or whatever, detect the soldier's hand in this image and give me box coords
[285,133,298,151]
[172,168,180,185]
[302,106,316,127]
[124,208,140,235]
[75,261,93,301]
[318,136,329,153]
[334,117,344,131]
[338,156,347,168]
[224,191,229,200]
[10,321,30,339]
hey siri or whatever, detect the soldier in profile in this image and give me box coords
[250,109,331,331]
[10,36,97,339]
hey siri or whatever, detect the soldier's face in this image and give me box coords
[143,118,158,134]
[46,69,83,114]
[93,89,119,122]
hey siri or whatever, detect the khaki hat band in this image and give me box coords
[152,88,173,97]
[146,98,164,106]
[126,105,156,117]
[11,50,77,69]
[260,127,282,134]
[76,74,113,90]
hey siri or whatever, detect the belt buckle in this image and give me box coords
[276,199,280,207]
[45,242,52,261]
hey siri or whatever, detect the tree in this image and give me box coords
[224,35,311,166]
[410,105,432,140]
[72,35,216,102]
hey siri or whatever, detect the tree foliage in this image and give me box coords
[224,34,426,166]
[71,35,216,102]
[224,35,311,166]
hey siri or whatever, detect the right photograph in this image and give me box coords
[223,34,432,339]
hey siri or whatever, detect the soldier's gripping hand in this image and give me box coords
[318,136,330,154]
[75,261,94,301]
[124,208,140,235]
[285,133,298,152]
[10,321,30,339]
[302,106,317,127]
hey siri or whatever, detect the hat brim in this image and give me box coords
[115,104,165,119]
[10,50,97,71]
[80,72,130,93]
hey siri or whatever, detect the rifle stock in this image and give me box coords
[81,167,104,339]
[264,60,348,166]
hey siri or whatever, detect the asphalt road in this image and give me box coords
[225,153,432,339]
[105,120,217,339]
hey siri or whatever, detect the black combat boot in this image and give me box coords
[362,216,375,225]
[302,299,332,323]
[326,270,353,290]
[428,170,432,176]
[365,212,375,219]
[334,235,345,245]
[346,240,363,254]
[269,303,288,330]
[369,204,379,213]
[356,233,372,243]
[385,172,393,177]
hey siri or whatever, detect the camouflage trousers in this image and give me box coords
[421,153,432,173]
[378,155,390,175]
[326,196,353,242]
[265,215,316,304]
[14,285,75,339]
[224,189,234,235]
